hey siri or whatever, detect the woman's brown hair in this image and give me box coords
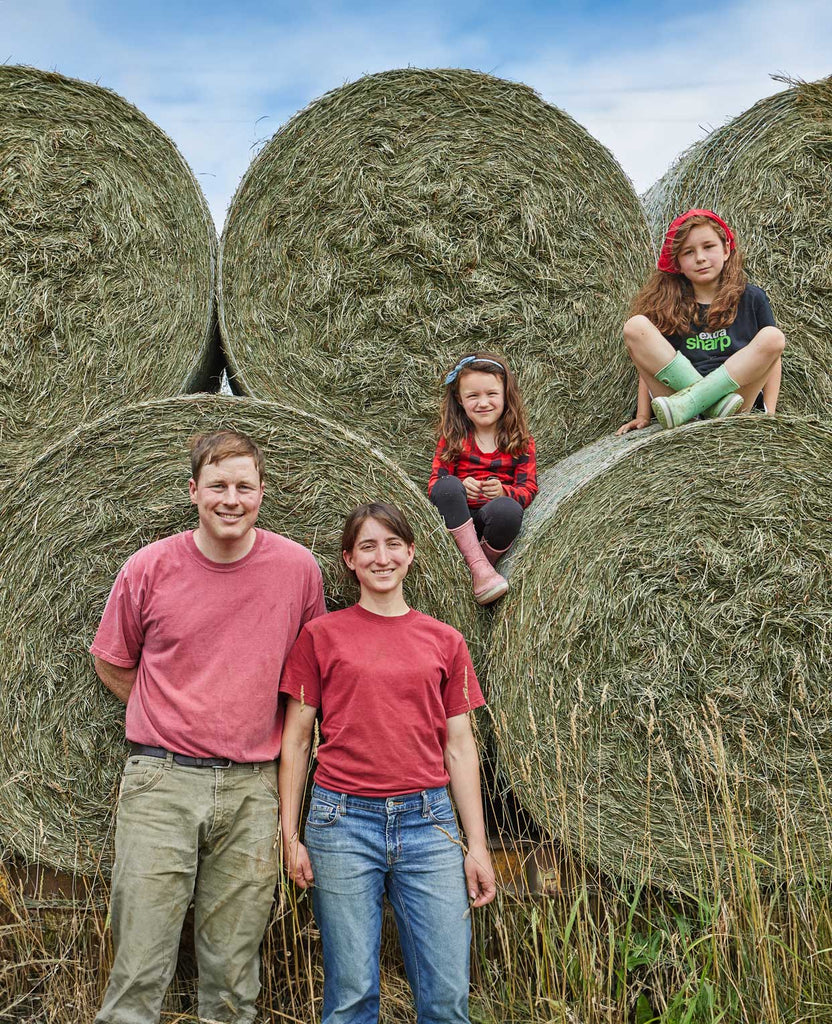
[631,215,747,336]
[341,502,415,579]
[437,353,530,462]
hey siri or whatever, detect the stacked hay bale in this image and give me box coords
[0,395,481,874]
[488,417,832,888]
[644,75,832,416]
[0,66,219,474]
[219,67,653,482]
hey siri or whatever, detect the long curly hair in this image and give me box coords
[631,215,747,335]
[437,352,530,462]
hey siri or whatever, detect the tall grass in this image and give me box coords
[3,757,831,1023]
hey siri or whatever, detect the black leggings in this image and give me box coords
[430,475,524,550]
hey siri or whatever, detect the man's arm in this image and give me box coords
[278,697,318,888]
[94,656,138,704]
[444,713,496,908]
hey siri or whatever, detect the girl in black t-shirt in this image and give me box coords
[617,209,785,433]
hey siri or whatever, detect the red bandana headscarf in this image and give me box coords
[657,209,735,274]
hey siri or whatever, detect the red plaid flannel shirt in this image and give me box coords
[427,434,537,510]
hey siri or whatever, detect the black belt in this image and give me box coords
[130,743,235,768]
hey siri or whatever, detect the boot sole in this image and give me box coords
[702,393,744,419]
[651,396,677,429]
[475,579,509,605]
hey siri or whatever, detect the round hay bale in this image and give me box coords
[0,66,219,473]
[488,417,832,889]
[0,394,482,874]
[218,67,652,482]
[644,75,832,417]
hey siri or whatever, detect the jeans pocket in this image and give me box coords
[426,791,457,827]
[305,799,341,829]
[257,767,279,800]
[118,762,165,801]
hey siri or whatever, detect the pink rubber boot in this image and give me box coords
[449,520,508,605]
[481,538,512,567]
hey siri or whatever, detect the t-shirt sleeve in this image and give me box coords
[301,558,327,626]
[442,633,485,717]
[753,286,777,329]
[279,626,323,708]
[89,562,144,668]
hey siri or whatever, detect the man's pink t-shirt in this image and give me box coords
[279,603,485,796]
[91,529,325,761]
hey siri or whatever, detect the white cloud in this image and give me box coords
[508,0,832,194]
[2,0,830,226]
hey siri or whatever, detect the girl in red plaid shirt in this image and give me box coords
[428,353,537,605]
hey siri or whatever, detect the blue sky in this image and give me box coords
[3,0,830,230]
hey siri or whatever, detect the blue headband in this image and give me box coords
[444,356,505,386]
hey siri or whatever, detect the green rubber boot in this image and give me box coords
[652,365,740,429]
[655,352,700,391]
[701,392,744,419]
[654,353,743,422]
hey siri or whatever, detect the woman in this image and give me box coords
[278,501,496,1024]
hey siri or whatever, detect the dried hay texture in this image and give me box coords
[644,75,832,416]
[488,417,832,889]
[0,66,219,473]
[218,67,653,482]
[0,395,482,874]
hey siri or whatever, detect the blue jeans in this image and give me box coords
[304,784,472,1024]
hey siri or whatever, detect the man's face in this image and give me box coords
[188,455,265,550]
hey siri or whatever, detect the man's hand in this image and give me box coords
[464,846,497,908]
[283,834,315,889]
[462,476,482,501]
[480,477,504,500]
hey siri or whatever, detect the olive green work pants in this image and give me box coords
[95,752,279,1024]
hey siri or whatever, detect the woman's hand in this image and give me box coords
[616,416,650,436]
[464,846,497,908]
[462,476,482,501]
[283,834,315,889]
[480,477,504,500]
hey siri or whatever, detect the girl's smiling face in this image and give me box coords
[457,370,505,430]
[675,223,731,293]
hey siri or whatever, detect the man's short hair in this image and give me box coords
[189,430,266,483]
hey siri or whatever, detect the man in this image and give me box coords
[91,429,326,1024]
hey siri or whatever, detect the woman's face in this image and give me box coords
[343,516,415,596]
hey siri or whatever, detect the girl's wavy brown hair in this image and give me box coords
[437,352,531,462]
[631,215,747,335]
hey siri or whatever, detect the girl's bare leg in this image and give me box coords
[623,315,678,398]
[722,328,786,410]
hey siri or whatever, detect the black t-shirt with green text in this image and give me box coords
[664,284,776,375]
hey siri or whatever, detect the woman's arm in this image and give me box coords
[278,697,318,888]
[444,713,496,908]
